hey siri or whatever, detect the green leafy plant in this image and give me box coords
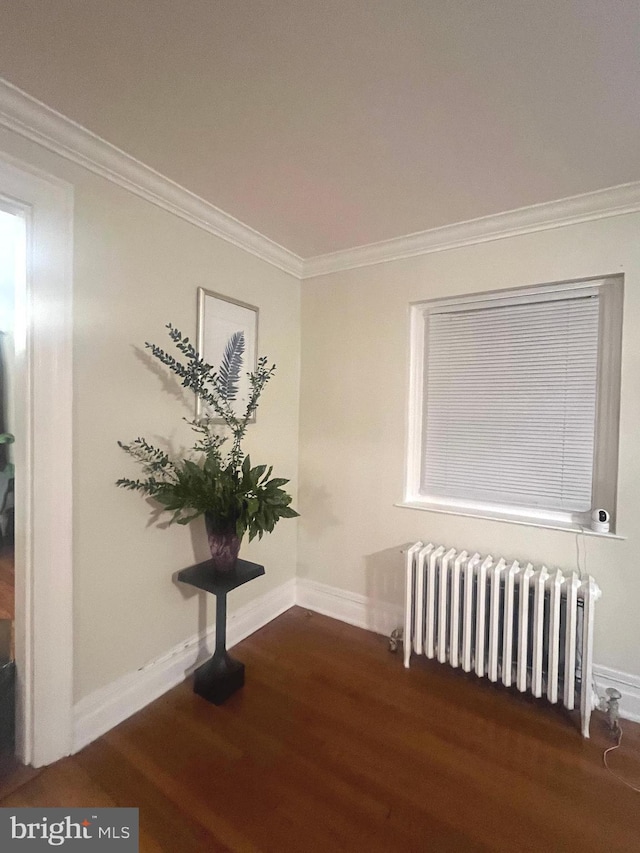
[117,325,298,541]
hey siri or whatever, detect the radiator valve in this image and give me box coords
[388,627,403,653]
[605,687,622,731]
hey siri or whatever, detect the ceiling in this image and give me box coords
[0,0,638,258]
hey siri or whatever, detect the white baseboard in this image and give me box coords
[73,578,296,753]
[296,577,403,638]
[593,665,640,724]
[73,574,640,753]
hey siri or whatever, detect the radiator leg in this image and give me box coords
[605,688,622,732]
[403,629,412,667]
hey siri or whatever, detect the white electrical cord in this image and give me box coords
[603,723,640,793]
[575,526,588,575]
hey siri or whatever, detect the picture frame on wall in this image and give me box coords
[196,287,259,423]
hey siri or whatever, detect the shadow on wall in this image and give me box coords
[364,543,414,637]
[296,483,340,578]
[133,344,193,411]
[170,517,215,675]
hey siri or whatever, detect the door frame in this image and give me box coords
[0,151,73,767]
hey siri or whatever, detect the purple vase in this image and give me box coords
[204,513,241,572]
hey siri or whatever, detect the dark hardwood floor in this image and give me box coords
[1,607,639,851]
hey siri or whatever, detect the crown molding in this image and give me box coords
[0,77,304,278]
[2,78,639,283]
[302,181,640,278]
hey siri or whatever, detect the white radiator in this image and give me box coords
[403,541,601,737]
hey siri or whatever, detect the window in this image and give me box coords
[405,277,623,532]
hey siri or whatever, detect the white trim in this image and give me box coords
[405,301,425,510]
[73,578,296,753]
[0,152,74,767]
[296,577,403,638]
[0,77,303,279]
[302,182,640,278]
[394,502,626,539]
[593,665,640,724]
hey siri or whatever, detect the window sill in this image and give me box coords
[394,501,626,540]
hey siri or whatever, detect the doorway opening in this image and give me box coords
[0,205,24,777]
[0,153,73,774]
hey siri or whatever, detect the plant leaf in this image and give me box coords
[279,506,300,518]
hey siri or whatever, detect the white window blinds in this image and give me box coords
[421,293,600,513]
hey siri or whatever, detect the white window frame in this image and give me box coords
[404,276,623,533]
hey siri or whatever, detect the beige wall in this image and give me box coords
[299,213,640,677]
[0,126,301,702]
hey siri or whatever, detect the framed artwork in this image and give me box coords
[196,287,259,422]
